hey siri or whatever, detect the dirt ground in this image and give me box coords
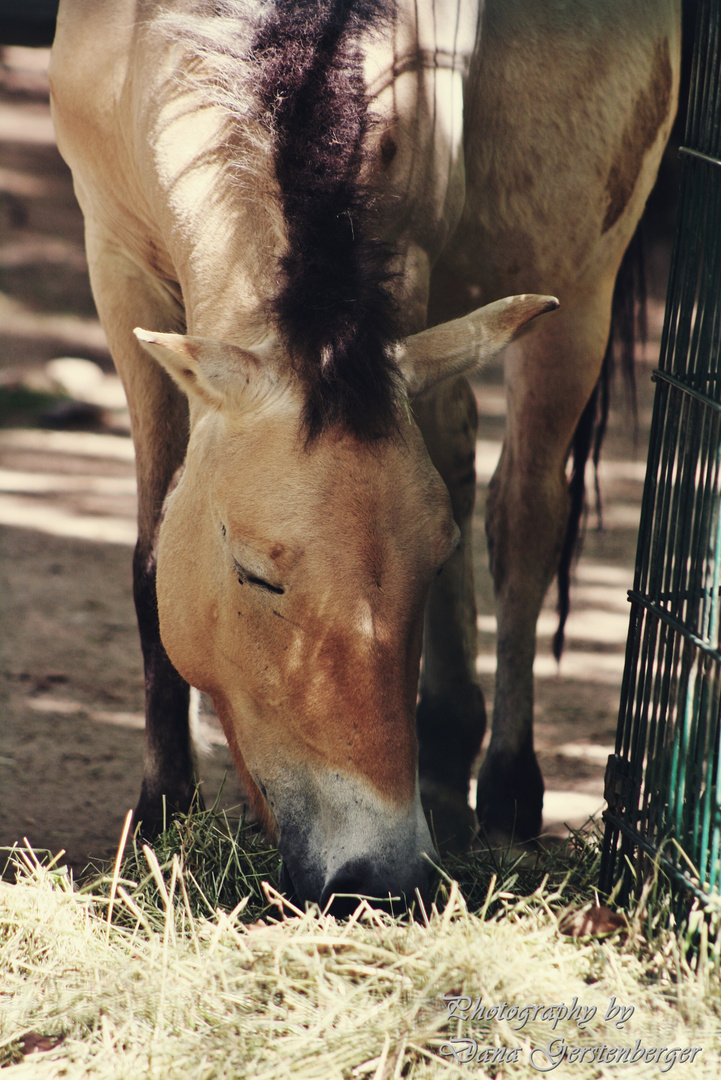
[0,46,669,877]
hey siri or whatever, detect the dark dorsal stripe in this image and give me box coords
[253,0,401,440]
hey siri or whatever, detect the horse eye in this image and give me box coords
[234,561,285,595]
[246,573,284,596]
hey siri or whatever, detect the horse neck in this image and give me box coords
[155,122,280,348]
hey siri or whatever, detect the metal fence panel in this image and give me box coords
[600,0,721,909]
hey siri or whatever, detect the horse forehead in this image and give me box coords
[211,416,433,497]
[205,427,445,561]
[222,451,433,535]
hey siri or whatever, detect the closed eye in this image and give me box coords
[246,572,284,595]
[235,562,285,595]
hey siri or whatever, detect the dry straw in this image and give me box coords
[2,815,721,1078]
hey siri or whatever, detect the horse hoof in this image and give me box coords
[475,748,544,844]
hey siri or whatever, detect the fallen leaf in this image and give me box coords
[559,904,627,938]
[19,1032,65,1055]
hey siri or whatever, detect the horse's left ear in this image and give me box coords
[133,329,279,408]
[396,294,559,397]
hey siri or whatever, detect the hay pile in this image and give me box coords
[1,820,720,1078]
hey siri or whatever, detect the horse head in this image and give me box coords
[134,293,556,911]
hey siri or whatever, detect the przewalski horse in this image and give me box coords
[50,0,679,907]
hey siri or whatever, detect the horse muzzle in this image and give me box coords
[268,769,438,916]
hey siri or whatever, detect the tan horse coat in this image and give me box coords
[50,0,679,905]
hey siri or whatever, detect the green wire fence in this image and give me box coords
[600,0,721,912]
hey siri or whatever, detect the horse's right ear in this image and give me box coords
[133,329,280,409]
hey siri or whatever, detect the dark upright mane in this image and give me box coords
[253,0,401,439]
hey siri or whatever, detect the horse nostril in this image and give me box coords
[320,874,387,918]
[323,892,380,918]
[320,859,435,918]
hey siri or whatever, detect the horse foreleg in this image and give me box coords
[413,374,485,851]
[85,229,195,836]
[479,308,610,842]
[132,461,197,836]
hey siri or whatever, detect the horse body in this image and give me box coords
[49,0,679,905]
[424,0,680,840]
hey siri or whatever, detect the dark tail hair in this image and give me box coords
[552,227,646,661]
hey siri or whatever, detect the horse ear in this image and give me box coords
[396,294,559,397]
[133,329,278,408]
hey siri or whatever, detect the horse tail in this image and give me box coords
[552,227,646,661]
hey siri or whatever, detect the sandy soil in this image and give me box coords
[0,46,668,876]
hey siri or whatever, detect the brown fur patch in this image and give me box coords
[602,38,673,234]
[324,640,416,801]
[214,693,280,841]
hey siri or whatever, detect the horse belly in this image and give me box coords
[428,0,680,321]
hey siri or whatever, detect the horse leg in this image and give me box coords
[85,228,194,835]
[478,301,611,841]
[413,374,485,851]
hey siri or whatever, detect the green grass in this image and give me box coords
[81,804,605,931]
[87,804,283,929]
